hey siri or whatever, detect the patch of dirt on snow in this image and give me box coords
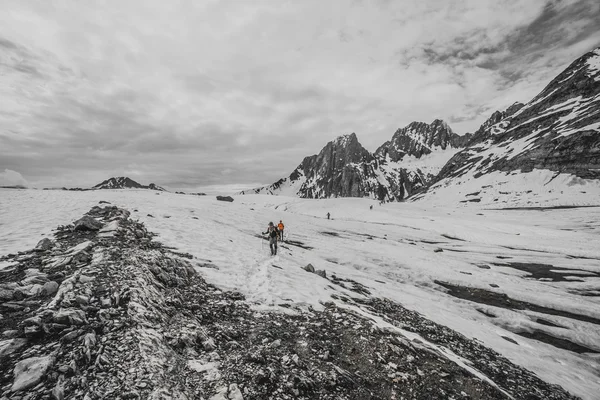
[435,280,600,326]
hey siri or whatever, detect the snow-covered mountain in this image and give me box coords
[242,121,470,200]
[93,177,166,191]
[413,46,600,207]
[375,119,469,160]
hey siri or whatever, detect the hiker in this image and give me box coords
[370,205,373,210]
[326,212,330,220]
[277,220,285,241]
[263,222,279,256]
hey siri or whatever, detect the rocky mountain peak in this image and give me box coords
[333,132,359,147]
[424,46,600,204]
[93,177,166,191]
[376,119,462,161]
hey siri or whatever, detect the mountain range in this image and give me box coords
[241,119,468,201]
[242,46,600,206]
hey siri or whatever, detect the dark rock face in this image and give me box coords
[297,133,376,198]
[0,206,579,399]
[34,238,53,252]
[73,216,103,231]
[376,119,461,161]
[216,195,234,202]
[93,177,166,191]
[432,47,600,186]
[243,127,469,201]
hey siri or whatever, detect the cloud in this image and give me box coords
[0,0,598,188]
[0,169,29,187]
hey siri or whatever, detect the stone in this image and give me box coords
[0,338,27,362]
[315,270,327,279]
[53,309,87,325]
[61,330,80,343]
[23,326,41,336]
[73,216,103,231]
[79,275,94,284]
[0,288,14,301]
[2,330,19,338]
[22,316,42,326]
[216,196,234,202]
[11,355,55,392]
[42,281,59,296]
[434,248,443,253]
[303,264,315,273]
[228,384,243,400]
[34,238,54,252]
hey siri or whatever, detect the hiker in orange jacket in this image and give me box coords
[277,220,285,241]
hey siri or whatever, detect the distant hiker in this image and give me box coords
[277,220,285,241]
[370,205,373,210]
[326,212,330,220]
[263,222,279,256]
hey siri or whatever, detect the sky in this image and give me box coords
[0,0,599,191]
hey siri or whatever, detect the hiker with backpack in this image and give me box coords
[263,222,279,256]
[277,220,285,241]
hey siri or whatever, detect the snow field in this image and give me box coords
[1,189,599,399]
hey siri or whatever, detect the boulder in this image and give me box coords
[73,216,103,231]
[0,338,27,363]
[42,281,59,296]
[53,309,87,325]
[216,196,234,202]
[303,264,315,273]
[34,238,53,252]
[11,355,55,392]
[0,288,14,300]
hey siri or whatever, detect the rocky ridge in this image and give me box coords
[93,177,166,191]
[420,46,600,202]
[375,119,468,161]
[242,122,469,201]
[0,205,581,399]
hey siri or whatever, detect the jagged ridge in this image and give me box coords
[93,177,166,191]
[243,121,470,201]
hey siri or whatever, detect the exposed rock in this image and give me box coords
[53,309,87,325]
[303,264,315,273]
[73,216,103,231]
[11,355,54,392]
[93,177,166,191]
[315,269,327,278]
[216,196,234,202]
[42,281,59,295]
[0,338,27,362]
[34,238,53,252]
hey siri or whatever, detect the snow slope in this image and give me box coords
[1,189,599,399]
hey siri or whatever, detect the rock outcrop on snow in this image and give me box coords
[93,177,166,191]
[242,123,470,201]
[0,205,580,399]
[413,47,600,206]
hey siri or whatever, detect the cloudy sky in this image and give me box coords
[1,0,599,190]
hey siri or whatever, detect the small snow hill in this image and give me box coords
[413,46,600,208]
